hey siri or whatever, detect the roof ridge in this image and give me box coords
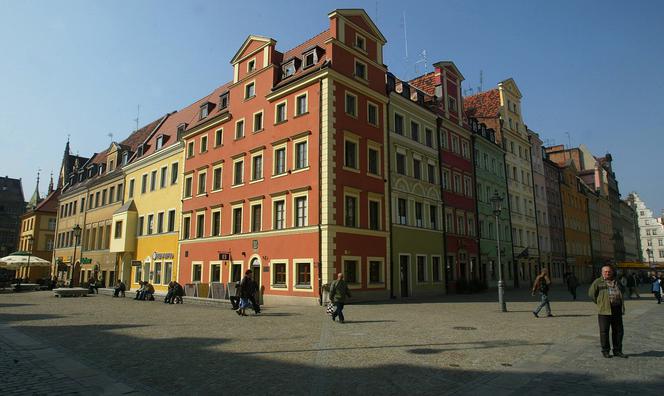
[282,29,330,56]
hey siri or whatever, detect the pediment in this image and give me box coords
[231,35,276,65]
[499,78,522,99]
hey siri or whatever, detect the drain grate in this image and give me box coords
[452,326,477,331]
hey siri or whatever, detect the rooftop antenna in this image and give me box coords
[478,70,484,93]
[464,87,474,96]
[565,131,572,149]
[375,0,379,24]
[133,104,140,132]
[401,11,409,78]
[414,49,427,75]
[107,132,114,142]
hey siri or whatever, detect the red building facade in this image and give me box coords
[178,9,389,304]
[411,62,480,292]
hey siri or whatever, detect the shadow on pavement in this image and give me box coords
[626,350,664,358]
[0,313,66,322]
[0,303,35,308]
[3,316,662,394]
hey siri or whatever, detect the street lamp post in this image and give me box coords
[25,235,34,282]
[646,248,654,269]
[491,191,507,312]
[70,224,82,288]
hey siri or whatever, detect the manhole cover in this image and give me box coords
[453,326,477,331]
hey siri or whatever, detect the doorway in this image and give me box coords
[399,255,409,297]
[250,258,262,304]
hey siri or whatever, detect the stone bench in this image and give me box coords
[12,283,41,292]
[54,287,89,297]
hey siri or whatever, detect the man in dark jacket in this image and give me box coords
[329,272,351,323]
[236,270,254,316]
[588,265,626,358]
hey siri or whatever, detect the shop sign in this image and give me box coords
[80,258,92,264]
[218,252,230,260]
[152,252,174,260]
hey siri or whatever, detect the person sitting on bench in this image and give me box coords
[142,282,155,301]
[134,281,146,300]
[165,281,184,304]
[88,276,99,294]
[113,280,126,297]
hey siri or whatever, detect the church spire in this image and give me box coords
[48,172,54,194]
[57,137,71,189]
[26,170,41,210]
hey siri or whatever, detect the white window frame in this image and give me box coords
[367,101,379,127]
[292,191,309,227]
[293,259,314,288]
[292,136,309,172]
[232,158,244,187]
[231,203,243,235]
[272,143,287,177]
[244,80,256,100]
[345,91,358,118]
[191,261,203,283]
[367,194,382,231]
[367,141,381,177]
[366,257,385,287]
[354,58,368,81]
[272,196,287,230]
[343,133,360,172]
[341,256,362,287]
[295,93,308,116]
[235,118,245,140]
[250,201,263,233]
[250,151,264,183]
[214,128,223,147]
[210,207,222,237]
[275,100,288,124]
[211,164,223,192]
[270,259,289,289]
[253,109,264,133]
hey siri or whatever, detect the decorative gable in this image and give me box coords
[231,35,276,83]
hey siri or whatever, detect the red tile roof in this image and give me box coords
[184,81,233,131]
[273,30,332,90]
[34,190,59,213]
[409,72,437,96]
[463,89,500,118]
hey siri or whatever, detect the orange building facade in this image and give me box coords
[178,10,390,304]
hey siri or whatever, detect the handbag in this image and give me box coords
[325,301,335,315]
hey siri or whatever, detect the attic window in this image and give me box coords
[447,96,457,112]
[98,165,104,175]
[177,123,187,141]
[248,59,256,73]
[303,50,317,68]
[355,34,366,51]
[282,61,296,78]
[156,135,164,150]
[109,160,114,172]
[122,151,129,165]
[137,144,144,157]
[200,102,210,120]
[219,93,229,110]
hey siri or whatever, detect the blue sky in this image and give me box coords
[1,0,663,213]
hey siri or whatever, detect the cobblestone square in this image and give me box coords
[1,287,662,395]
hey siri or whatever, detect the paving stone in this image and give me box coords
[0,287,662,395]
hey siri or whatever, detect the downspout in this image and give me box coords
[437,115,450,293]
[528,141,542,279]
[317,76,324,305]
[503,150,518,288]
[386,92,394,299]
[470,133,481,283]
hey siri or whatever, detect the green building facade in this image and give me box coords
[386,74,445,298]
[470,118,514,288]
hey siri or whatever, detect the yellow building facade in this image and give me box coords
[112,111,187,292]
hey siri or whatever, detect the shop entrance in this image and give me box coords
[250,258,262,304]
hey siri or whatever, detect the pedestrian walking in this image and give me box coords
[329,272,351,323]
[566,272,579,300]
[651,272,662,304]
[248,277,261,314]
[626,272,639,299]
[236,270,254,316]
[588,265,627,358]
[531,268,553,318]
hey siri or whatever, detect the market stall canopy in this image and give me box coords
[0,252,51,270]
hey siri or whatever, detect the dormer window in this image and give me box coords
[98,165,104,175]
[109,160,114,172]
[303,50,317,68]
[137,144,144,157]
[177,123,187,141]
[355,34,366,51]
[199,102,211,120]
[156,135,164,150]
[219,93,229,110]
[122,151,129,165]
[282,61,296,78]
